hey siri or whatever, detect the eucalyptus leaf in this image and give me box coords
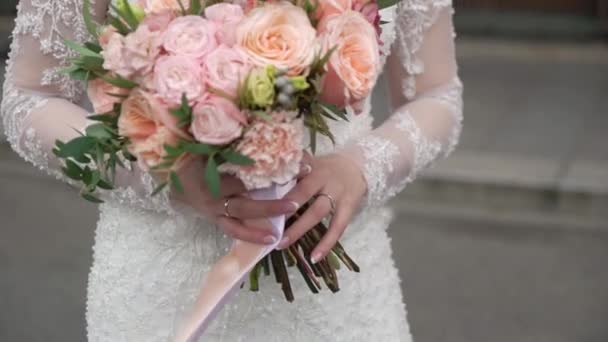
[57,136,96,159]
[182,143,216,155]
[86,123,113,139]
[83,0,99,39]
[82,193,104,203]
[170,171,184,194]
[221,150,254,166]
[151,181,169,196]
[64,39,102,58]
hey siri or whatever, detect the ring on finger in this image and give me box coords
[313,193,336,215]
[223,197,235,218]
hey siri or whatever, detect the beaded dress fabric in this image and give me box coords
[1,0,462,340]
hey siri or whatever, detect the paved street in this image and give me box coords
[1,14,608,342]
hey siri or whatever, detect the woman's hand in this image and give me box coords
[170,158,302,245]
[278,153,368,263]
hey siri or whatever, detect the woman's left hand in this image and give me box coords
[277,153,368,263]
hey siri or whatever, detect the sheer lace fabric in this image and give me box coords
[1,0,462,341]
[1,0,174,214]
[337,5,463,206]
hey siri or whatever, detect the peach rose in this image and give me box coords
[220,112,304,189]
[203,45,251,99]
[318,11,380,107]
[235,2,317,76]
[87,78,129,114]
[118,89,190,171]
[204,3,245,46]
[153,55,206,106]
[191,96,246,145]
[314,0,352,20]
[162,15,218,59]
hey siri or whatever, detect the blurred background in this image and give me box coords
[1,1,608,341]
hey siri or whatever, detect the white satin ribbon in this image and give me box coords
[174,180,296,342]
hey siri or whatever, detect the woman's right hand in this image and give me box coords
[169,158,305,245]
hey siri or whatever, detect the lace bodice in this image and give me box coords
[1,0,463,211]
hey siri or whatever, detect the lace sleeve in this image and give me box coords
[337,0,463,206]
[1,0,175,214]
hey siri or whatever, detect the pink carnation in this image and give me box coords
[220,112,304,190]
[101,33,133,78]
[123,23,163,76]
[153,55,206,106]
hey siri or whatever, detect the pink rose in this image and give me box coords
[87,78,129,114]
[354,1,381,36]
[153,55,206,106]
[318,11,380,107]
[314,0,352,20]
[141,10,176,32]
[123,24,163,76]
[101,33,132,78]
[236,2,317,76]
[191,96,246,145]
[162,15,218,59]
[204,3,245,46]
[118,89,190,171]
[220,112,304,189]
[142,0,197,14]
[203,45,251,99]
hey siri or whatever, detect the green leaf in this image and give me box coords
[82,192,104,203]
[97,178,114,190]
[111,4,139,30]
[97,73,138,89]
[68,68,91,81]
[151,181,169,196]
[163,144,184,158]
[84,42,102,54]
[170,171,184,194]
[205,156,221,199]
[377,0,400,9]
[56,136,96,159]
[189,0,202,15]
[176,0,188,15]
[309,128,317,154]
[83,0,99,39]
[62,159,84,181]
[76,55,105,70]
[182,143,216,155]
[64,39,102,58]
[86,123,113,140]
[109,15,131,35]
[252,110,272,122]
[221,150,254,166]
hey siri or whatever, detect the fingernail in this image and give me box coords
[264,235,278,244]
[310,251,322,264]
[277,236,290,249]
[285,201,300,213]
[300,164,312,175]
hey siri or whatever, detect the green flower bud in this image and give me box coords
[246,66,276,108]
[289,76,310,91]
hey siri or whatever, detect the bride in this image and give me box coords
[1,0,462,340]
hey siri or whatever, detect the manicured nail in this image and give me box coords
[286,201,299,213]
[310,251,322,264]
[300,164,312,175]
[264,235,278,244]
[277,236,290,249]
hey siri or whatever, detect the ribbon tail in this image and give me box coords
[174,180,296,342]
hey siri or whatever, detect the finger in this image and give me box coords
[217,216,278,245]
[221,197,299,219]
[219,175,247,197]
[277,195,332,249]
[283,172,325,208]
[310,200,355,263]
[296,152,314,178]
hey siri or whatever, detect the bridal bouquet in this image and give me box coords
[55,0,390,338]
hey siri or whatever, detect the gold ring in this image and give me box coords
[224,197,235,218]
[314,193,336,215]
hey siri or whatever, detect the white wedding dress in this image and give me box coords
[1,0,462,340]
